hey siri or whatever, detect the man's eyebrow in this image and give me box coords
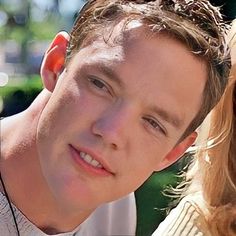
[96,64,124,87]
[151,106,183,129]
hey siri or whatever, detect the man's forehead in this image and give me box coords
[77,18,151,53]
[76,23,159,68]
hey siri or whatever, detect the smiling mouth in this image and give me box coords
[69,144,113,176]
[79,151,103,169]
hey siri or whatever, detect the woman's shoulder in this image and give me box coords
[152,194,211,236]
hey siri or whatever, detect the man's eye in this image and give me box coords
[88,77,109,92]
[143,117,166,135]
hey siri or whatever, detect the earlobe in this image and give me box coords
[40,31,70,92]
[155,132,197,171]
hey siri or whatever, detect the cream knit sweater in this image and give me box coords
[0,192,136,236]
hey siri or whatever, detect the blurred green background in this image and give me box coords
[0,1,235,235]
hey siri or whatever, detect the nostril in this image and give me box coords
[111,143,118,150]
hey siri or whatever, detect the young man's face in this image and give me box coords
[36,23,206,213]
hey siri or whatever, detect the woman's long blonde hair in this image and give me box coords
[180,20,236,236]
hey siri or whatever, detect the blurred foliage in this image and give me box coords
[135,155,191,236]
[30,20,59,40]
[0,75,42,97]
[135,170,179,236]
[0,75,42,116]
[0,18,59,42]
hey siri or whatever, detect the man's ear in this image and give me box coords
[155,132,197,171]
[40,31,70,92]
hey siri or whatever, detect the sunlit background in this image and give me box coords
[0,0,84,85]
[0,0,86,116]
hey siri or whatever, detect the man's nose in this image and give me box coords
[91,102,134,150]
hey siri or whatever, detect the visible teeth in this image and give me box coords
[80,152,86,158]
[80,152,103,168]
[90,159,102,168]
[84,154,92,163]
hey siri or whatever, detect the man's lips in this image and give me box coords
[68,144,114,176]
